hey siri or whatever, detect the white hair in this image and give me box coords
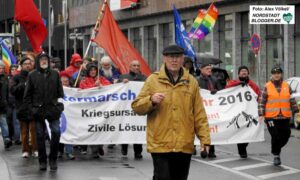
[100,56,112,65]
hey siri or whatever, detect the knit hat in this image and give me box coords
[271,66,283,74]
[238,66,249,74]
[20,56,31,65]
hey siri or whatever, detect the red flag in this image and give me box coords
[93,3,151,76]
[14,0,47,53]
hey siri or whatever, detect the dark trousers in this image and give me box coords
[237,143,248,155]
[265,119,291,156]
[151,152,192,180]
[121,144,143,154]
[36,119,61,163]
[209,145,215,154]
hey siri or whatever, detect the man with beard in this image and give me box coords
[11,57,38,158]
[99,56,120,84]
[226,66,260,158]
[24,52,64,171]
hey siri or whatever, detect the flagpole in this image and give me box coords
[73,0,107,87]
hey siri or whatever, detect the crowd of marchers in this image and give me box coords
[0,45,297,179]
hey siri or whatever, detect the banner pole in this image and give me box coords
[74,0,107,87]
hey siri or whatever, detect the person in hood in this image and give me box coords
[24,52,64,171]
[65,53,83,78]
[10,57,38,158]
[79,62,111,89]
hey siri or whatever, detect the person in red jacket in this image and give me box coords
[79,62,111,158]
[65,53,83,78]
[226,66,260,97]
[225,66,260,158]
[79,62,111,89]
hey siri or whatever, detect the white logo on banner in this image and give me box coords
[58,82,264,145]
[249,5,295,24]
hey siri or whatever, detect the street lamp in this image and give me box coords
[69,29,83,54]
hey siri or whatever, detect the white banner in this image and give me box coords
[200,86,264,145]
[59,82,264,145]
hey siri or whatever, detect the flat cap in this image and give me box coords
[271,66,283,74]
[162,45,184,55]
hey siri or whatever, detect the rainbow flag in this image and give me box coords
[188,3,218,40]
[1,42,17,74]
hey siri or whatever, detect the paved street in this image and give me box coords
[1,128,300,180]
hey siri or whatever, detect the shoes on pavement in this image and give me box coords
[208,152,217,158]
[33,151,39,158]
[273,156,281,166]
[58,152,63,158]
[80,150,87,155]
[121,148,128,156]
[98,147,104,156]
[22,152,29,158]
[14,140,22,145]
[39,162,47,171]
[4,139,12,149]
[108,144,115,149]
[49,160,57,171]
[240,153,248,158]
[66,153,75,160]
[134,153,143,159]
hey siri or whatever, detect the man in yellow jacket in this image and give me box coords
[258,66,298,166]
[132,45,211,180]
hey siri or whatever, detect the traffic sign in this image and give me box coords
[250,34,261,55]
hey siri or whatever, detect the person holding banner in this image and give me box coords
[79,62,111,158]
[197,63,222,158]
[132,45,211,180]
[119,60,147,159]
[99,56,121,84]
[226,66,260,158]
[24,52,64,171]
[258,66,298,166]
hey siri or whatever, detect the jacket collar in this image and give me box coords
[158,64,189,85]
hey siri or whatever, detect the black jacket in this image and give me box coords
[0,73,8,114]
[197,74,223,91]
[119,71,147,82]
[10,70,32,121]
[23,56,64,121]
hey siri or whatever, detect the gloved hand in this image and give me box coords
[211,90,217,95]
[240,81,247,87]
[200,150,208,158]
[200,145,210,159]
